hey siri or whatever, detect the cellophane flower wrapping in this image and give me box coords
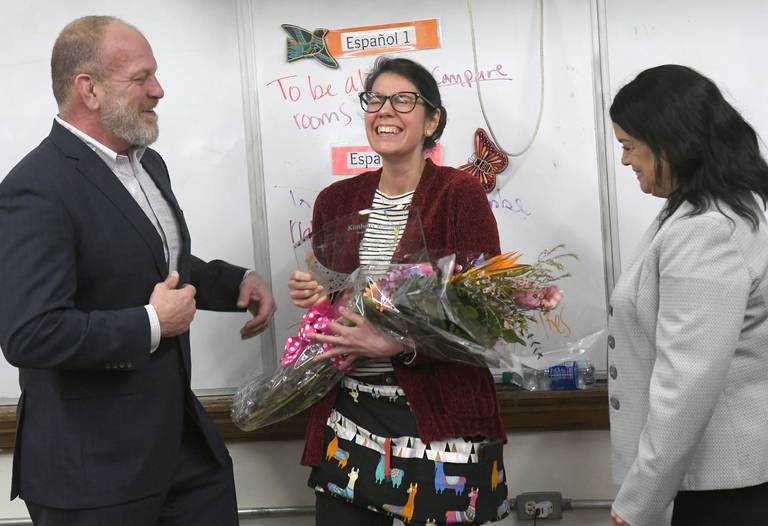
[350,246,578,373]
[230,297,347,432]
[231,209,428,432]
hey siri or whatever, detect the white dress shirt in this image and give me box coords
[55,116,182,352]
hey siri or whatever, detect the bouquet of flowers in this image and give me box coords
[352,246,574,370]
[231,244,576,432]
[230,195,588,430]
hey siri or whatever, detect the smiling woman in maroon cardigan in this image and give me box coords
[288,57,509,526]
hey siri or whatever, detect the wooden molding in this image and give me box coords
[0,404,16,451]
[0,384,608,450]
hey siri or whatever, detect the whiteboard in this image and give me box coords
[0,0,620,401]
[0,0,266,401]
[4,0,763,405]
[604,0,768,268]
[244,0,609,371]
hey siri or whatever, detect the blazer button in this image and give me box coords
[118,361,126,369]
[610,396,620,410]
[608,335,615,349]
[609,365,617,379]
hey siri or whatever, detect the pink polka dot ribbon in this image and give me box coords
[282,298,343,367]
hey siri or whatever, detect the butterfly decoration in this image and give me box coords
[281,24,339,69]
[458,128,509,192]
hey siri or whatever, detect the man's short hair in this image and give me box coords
[51,16,138,110]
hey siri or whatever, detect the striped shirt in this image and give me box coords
[350,189,414,377]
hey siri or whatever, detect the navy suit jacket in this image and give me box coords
[0,121,247,508]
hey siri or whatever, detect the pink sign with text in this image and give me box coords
[331,144,442,175]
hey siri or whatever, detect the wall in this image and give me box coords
[603,0,768,269]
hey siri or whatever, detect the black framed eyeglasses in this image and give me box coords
[359,91,437,114]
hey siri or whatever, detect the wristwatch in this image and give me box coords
[394,334,417,365]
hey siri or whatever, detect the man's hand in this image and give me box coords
[150,271,197,337]
[238,271,277,339]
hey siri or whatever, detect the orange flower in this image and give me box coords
[450,252,528,283]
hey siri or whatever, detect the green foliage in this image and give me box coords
[449,245,576,356]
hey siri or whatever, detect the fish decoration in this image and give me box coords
[281,24,339,69]
[458,128,509,192]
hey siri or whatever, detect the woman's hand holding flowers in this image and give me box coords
[288,271,325,309]
[311,306,403,373]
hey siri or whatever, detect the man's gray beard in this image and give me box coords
[100,94,159,147]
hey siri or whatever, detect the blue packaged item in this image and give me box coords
[547,361,579,390]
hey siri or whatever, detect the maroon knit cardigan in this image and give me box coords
[301,159,507,466]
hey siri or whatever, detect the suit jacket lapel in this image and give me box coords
[49,121,168,277]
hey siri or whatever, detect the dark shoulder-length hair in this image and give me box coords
[610,64,768,229]
[364,56,447,150]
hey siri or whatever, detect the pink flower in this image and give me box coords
[513,285,563,310]
[540,285,563,310]
[417,263,435,276]
[513,289,543,309]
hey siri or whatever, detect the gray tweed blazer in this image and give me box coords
[609,199,768,526]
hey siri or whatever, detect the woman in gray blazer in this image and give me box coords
[608,65,768,526]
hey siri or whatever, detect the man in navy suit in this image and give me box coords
[0,16,276,525]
